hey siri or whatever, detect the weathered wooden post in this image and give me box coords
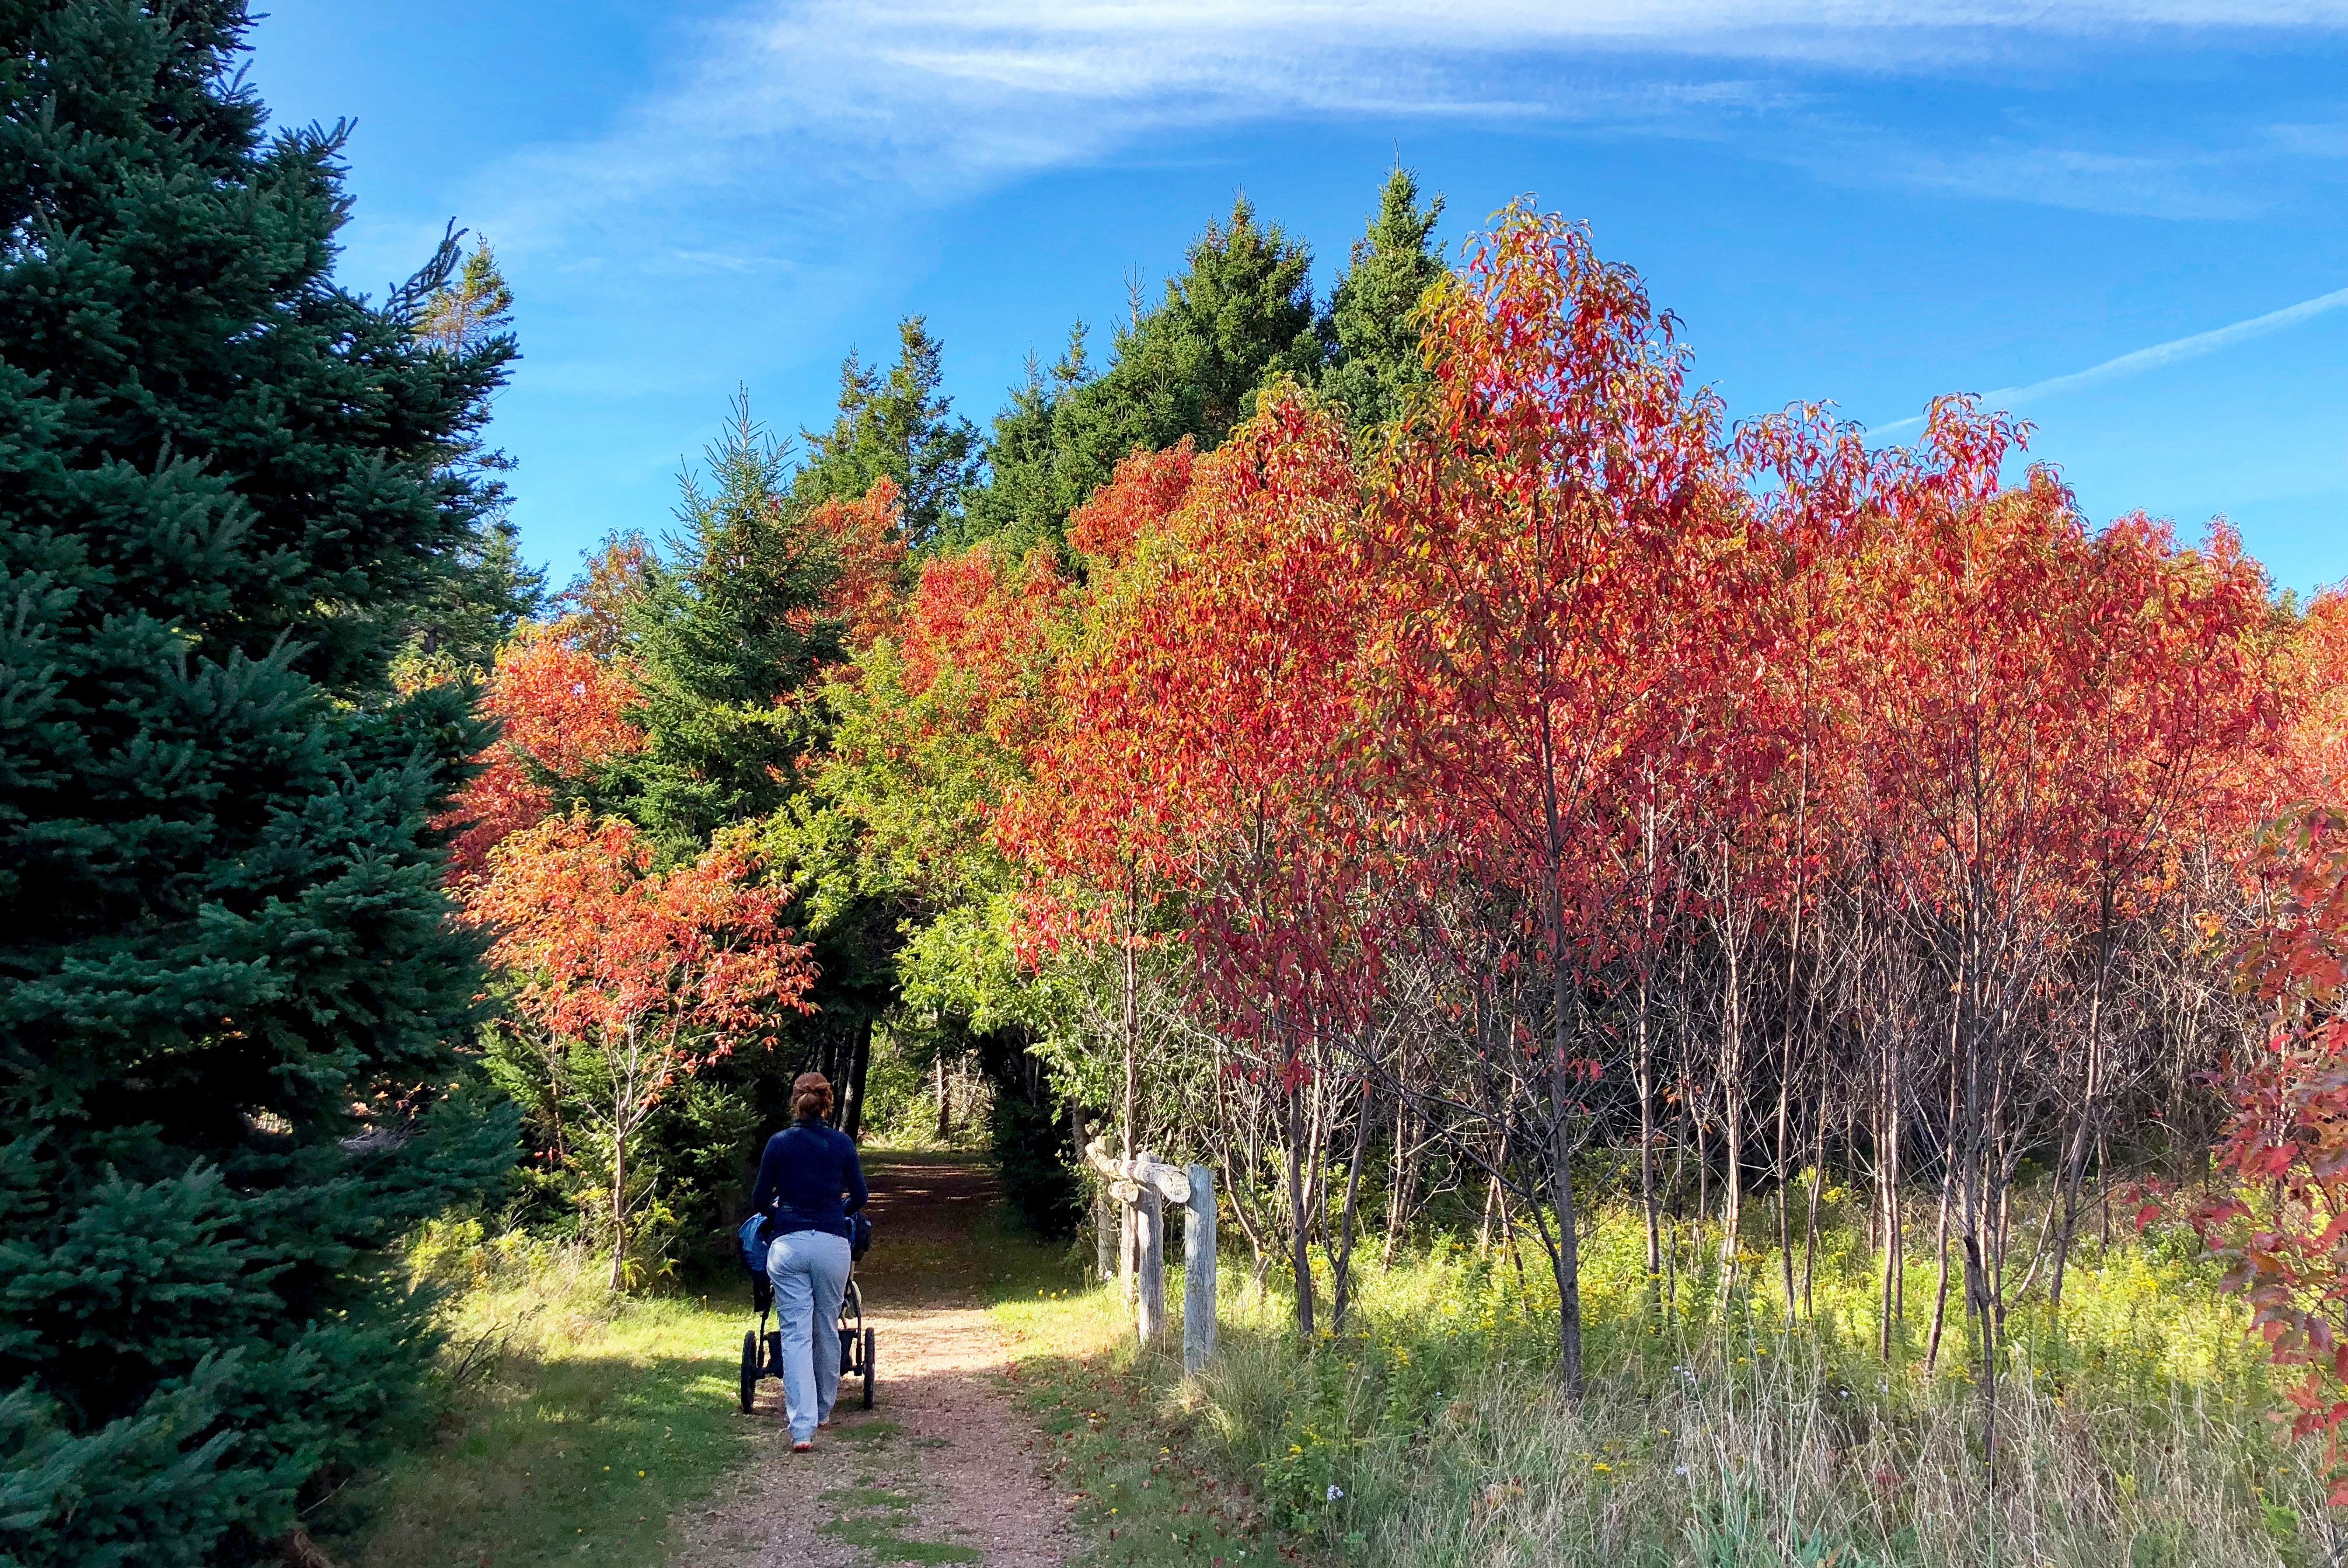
[1118,1189,1138,1301]
[1136,1178,1166,1345]
[1183,1162,1216,1374]
[1084,1138,1213,1365]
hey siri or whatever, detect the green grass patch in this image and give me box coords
[819,1515,985,1564]
[832,1419,905,1446]
[999,1286,1308,1568]
[325,1262,758,1568]
[819,1469,981,1567]
[822,1483,920,1512]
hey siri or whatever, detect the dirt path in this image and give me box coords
[671,1155,1076,1568]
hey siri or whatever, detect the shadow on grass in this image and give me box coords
[326,1295,755,1568]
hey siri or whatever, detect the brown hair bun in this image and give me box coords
[791,1071,833,1122]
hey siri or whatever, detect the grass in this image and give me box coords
[997,1197,2342,1568]
[321,1234,759,1568]
[333,1157,2308,1567]
[818,1472,984,1566]
[821,1516,986,1564]
[998,1280,1312,1568]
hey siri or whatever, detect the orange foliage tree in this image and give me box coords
[1363,207,1752,1394]
[1067,438,1195,567]
[442,627,644,878]
[465,813,817,1286]
[2197,805,2348,1499]
[1049,386,1387,1332]
[803,476,912,651]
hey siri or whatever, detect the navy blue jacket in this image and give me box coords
[749,1118,867,1241]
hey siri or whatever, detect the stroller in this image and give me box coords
[735,1213,875,1416]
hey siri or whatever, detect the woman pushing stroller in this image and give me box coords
[748,1071,867,1451]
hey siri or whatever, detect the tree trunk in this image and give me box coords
[1383,1101,1414,1266]
[1286,1081,1315,1339]
[2049,900,2113,1319]
[1331,1082,1372,1333]
[609,1129,629,1292]
[1121,876,1140,1163]
[1548,892,1585,1398]
[843,1018,873,1141]
[1637,972,1662,1304]
[1878,1026,1904,1360]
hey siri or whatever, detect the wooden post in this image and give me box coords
[1137,1182,1166,1346]
[1094,1180,1116,1282]
[1083,1138,1212,1361]
[1184,1163,1216,1374]
[1119,1193,1138,1301]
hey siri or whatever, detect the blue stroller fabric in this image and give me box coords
[737,1214,768,1277]
[742,1210,871,1269]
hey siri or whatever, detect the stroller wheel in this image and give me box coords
[861,1326,876,1409]
[738,1330,758,1415]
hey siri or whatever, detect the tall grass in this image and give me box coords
[1012,1200,2336,1567]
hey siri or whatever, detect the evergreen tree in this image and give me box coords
[1050,195,1323,511]
[617,396,839,857]
[795,316,978,551]
[1320,166,1446,434]
[0,4,517,1561]
[400,238,545,678]
[952,326,1090,559]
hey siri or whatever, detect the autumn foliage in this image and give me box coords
[2185,806,2348,1496]
[460,201,2348,1462]
[464,812,815,1285]
[991,208,2305,1405]
[444,627,645,876]
[803,476,912,649]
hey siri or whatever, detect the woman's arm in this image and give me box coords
[842,1139,868,1216]
[748,1134,784,1218]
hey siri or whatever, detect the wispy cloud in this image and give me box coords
[1871,281,2348,435]
[474,0,2348,257]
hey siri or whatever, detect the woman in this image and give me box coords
[748,1071,868,1451]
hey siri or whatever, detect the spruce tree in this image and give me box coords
[1320,167,1446,434]
[952,325,1090,559]
[1050,195,1323,511]
[794,316,978,551]
[400,239,545,678]
[0,3,517,1562]
[618,396,839,857]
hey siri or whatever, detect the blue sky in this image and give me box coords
[253,4,2348,592]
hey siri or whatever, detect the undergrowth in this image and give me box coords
[1003,1199,2337,1567]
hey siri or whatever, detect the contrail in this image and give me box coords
[1871,280,2348,436]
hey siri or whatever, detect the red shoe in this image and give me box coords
[792,1440,814,1454]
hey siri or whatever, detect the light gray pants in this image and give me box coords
[766,1230,851,1443]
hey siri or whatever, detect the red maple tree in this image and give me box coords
[1363,206,1749,1395]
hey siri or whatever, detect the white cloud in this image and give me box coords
[474,0,2348,255]
[1869,280,2348,435]
[1997,282,2348,401]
